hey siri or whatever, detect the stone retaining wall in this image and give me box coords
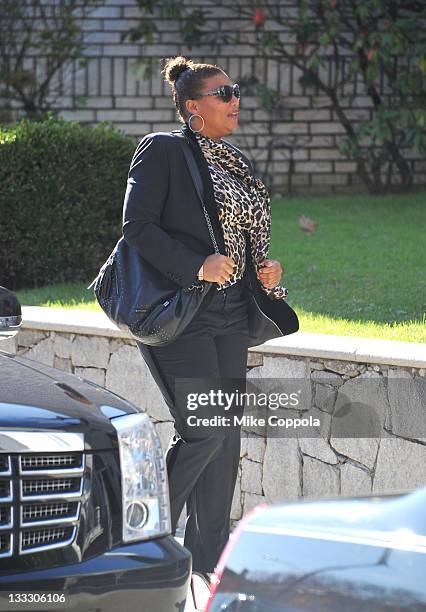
[3,309,426,528]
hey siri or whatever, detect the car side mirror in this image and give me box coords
[0,286,22,340]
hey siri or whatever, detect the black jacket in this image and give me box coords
[122,123,299,351]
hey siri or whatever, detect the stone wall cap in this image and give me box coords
[20,306,426,368]
[21,306,131,339]
[257,332,426,368]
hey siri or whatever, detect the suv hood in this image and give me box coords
[0,351,140,451]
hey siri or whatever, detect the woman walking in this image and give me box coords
[122,56,298,607]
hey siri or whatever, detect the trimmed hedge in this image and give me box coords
[0,115,136,290]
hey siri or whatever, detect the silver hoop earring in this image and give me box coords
[188,114,205,133]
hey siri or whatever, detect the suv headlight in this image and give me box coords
[111,412,171,542]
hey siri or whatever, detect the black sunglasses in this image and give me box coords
[193,83,241,103]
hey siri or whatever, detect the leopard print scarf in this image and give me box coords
[195,132,288,300]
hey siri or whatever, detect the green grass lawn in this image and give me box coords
[16,191,426,343]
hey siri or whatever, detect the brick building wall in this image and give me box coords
[7,0,426,194]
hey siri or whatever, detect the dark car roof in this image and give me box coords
[243,487,426,545]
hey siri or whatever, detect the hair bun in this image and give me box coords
[162,56,193,84]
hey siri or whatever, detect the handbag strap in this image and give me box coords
[173,133,220,255]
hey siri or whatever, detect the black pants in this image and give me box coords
[136,280,249,572]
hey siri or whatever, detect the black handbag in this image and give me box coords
[90,137,220,346]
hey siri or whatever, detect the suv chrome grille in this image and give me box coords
[0,533,12,556]
[20,453,82,472]
[22,501,79,525]
[0,480,11,501]
[0,506,11,527]
[22,477,82,498]
[21,526,75,553]
[0,456,10,472]
[0,449,84,555]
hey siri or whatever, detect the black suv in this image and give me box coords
[0,287,191,611]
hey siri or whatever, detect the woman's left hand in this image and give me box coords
[257,259,283,289]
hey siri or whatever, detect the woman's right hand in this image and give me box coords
[202,254,235,284]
